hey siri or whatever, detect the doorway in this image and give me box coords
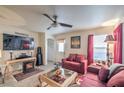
[47,39,55,62]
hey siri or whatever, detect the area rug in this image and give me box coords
[13,69,44,81]
[69,74,85,87]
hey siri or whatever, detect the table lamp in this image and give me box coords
[104,35,114,66]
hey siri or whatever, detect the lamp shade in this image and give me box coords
[104,35,115,43]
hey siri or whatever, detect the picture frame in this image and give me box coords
[71,36,81,49]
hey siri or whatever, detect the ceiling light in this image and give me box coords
[102,18,120,27]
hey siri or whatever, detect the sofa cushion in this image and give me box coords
[64,61,80,67]
[107,70,124,87]
[98,67,109,82]
[63,61,81,72]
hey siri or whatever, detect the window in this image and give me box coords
[94,35,107,61]
[57,40,65,52]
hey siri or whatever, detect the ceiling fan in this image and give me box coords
[43,13,73,30]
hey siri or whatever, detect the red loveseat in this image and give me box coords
[62,54,87,74]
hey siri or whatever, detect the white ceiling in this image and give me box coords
[1,5,124,35]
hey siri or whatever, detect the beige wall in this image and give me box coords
[37,32,47,65]
[54,26,114,61]
[0,25,46,65]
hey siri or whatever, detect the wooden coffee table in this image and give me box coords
[38,68,78,87]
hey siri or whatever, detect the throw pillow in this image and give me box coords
[98,67,109,82]
[107,70,124,87]
[67,54,76,61]
[66,58,72,61]
[75,54,85,62]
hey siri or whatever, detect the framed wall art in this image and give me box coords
[71,36,81,49]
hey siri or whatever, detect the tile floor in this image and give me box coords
[0,62,55,87]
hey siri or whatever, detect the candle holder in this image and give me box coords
[9,50,13,60]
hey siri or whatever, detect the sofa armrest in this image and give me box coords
[61,58,68,67]
[62,58,68,62]
[80,59,87,64]
[80,59,88,74]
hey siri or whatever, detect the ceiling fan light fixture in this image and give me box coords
[51,23,58,27]
[43,13,73,30]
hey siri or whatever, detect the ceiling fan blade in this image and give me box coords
[43,14,54,22]
[47,26,52,30]
[59,23,72,28]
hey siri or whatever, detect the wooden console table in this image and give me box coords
[6,57,36,65]
[3,57,36,83]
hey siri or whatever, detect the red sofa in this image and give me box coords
[62,54,87,74]
[79,64,124,87]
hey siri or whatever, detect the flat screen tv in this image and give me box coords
[3,33,35,50]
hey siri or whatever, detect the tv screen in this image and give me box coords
[3,33,35,50]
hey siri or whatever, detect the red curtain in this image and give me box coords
[114,23,122,64]
[87,34,94,65]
